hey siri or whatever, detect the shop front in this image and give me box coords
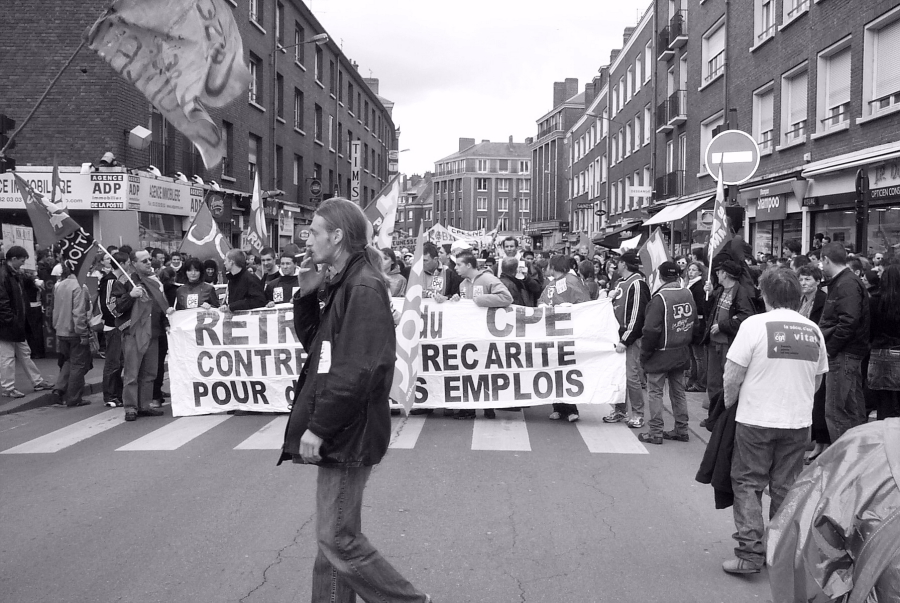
[643,193,714,257]
[740,177,808,257]
[524,220,569,252]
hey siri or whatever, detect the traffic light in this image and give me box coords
[0,113,16,174]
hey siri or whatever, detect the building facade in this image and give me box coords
[432,138,531,238]
[393,172,433,245]
[0,0,396,252]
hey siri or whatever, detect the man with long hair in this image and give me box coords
[279,198,430,603]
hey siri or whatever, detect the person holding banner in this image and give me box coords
[279,198,431,603]
[422,241,460,302]
[265,254,300,306]
[170,258,220,311]
[220,250,266,313]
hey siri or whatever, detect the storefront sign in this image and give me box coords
[139,179,195,217]
[2,224,35,271]
[756,194,787,221]
[870,184,900,200]
[279,211,295,237]
[0,169,92,209]
[89,173,127,209]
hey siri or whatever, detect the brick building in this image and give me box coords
[527,79,584,251]
[432,138,531,238]
[0,0,396,252]
[393,172,433,246]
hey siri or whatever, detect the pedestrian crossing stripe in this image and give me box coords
[0,405,650,455]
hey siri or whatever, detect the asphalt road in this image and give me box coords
[0,394,772,603]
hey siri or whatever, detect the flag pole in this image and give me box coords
[94,240,137,288]
[0,40,87,156]
[706,160,725,300]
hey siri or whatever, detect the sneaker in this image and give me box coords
[124,408,137,422]
[626,416,644,429]
[52,401,67,408]
[662,430,689,442]
[567,413,580,422]
[638,432,663,445]
[548,411,562,420]
[483,409,496,419]
[722,558,761,574]
[455,410,476,420]
[602,410,627,423]
[105,400,118,408]
[149,399,162,409]
[33,381,54,391]
[2,388,25,398]
[137,407,164,417]
[699,418,709,429]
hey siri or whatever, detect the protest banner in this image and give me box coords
[168,297,625,416]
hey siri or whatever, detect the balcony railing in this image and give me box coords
[705,51,725,83]
[182,149,204,178]
[655,170,684,200]
[759,129,774,152]
[656,99,672,132]
[658,27,673,60]
[667,90,687,125]
[669,10,688,48]
[149,141,177,176]
[784,120,807,142]
[821,103,849,130]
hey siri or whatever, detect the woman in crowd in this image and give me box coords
[685,261,708,393]
[171,258,221,311]
[579,260,600,300]
[202,259,219,284]
[796,264,828,462]
[867,262,900,420]
[380,247,407,297]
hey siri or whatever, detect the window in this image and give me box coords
[477,217,487,230]
[635,57,642,92]
[781,65,808,144]
[248,53,262,104]
[755,0,775,43]
[611,134,618,164]
[314,104,323,141]
[364,101,370,127]
[817,40,851,131]
[477,159,488,172]
[498,197,509,212]
[329,60,336,95]
[520,179,530,192]
[337,122,342,154]
[315,46,323,83]
[346,129,352,156]
[644,104,652,142]
[338,70,343,103]
[294,24,305,64]
[498,159,509,173]
[635,114,642,149]
[645,41,653,83]
[476,196,487,211]
[625,121,632,156]
[363,143,369,170]
[703,20,726,84]
[678,135,687,173]
[476,178,488,191]
[753,84,775,151]
[499,217,509,231]
[348,83,354,112]
[864,9,900,117]
[248,134,260,182]
[626,66,634,100]
[666,140,675,173]
[643,166,651,202]
[700,112,725,172]
[222,121,233,177]
[425,209,432,222]
[783,0,809,22]
[276,73,284,119]
[276,3,284,46]
[601,154,608,182]
[275,145,283,190]
[601,108,609,138]
[498,178,509,192]
[293,154,302,186]
[328,115,334,150]
[519,197,530,212]
[249,0,261,25]
[518,160,530,173]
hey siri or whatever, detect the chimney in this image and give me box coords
[363,77,379,95]
[509,135,513,144]
[610,49,620,64]
[553,81,567,107]
[481,139,490,143]
[564,78,579,102]
[623,26,636,46]
[458,137,475,152]
[525,137,534,145]
[584,82,596,107]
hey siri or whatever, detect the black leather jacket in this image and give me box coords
[819,268,870,357]
[279,252,394,467]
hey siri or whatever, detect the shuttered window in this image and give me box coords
[827,47,852,109]
[873,17,900,101]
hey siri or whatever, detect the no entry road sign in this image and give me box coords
[705,130,760,185]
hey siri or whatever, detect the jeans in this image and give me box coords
[706,342,729,418]
[824,352,866,442]
[731,423,808,566]
[102,328,124,403]
[122,335,158,411]
[646,369,688,437]
[26,306,45,357]
[687,343,707,389]
[55,336,91,406]
[313,465,427,603]
[614,338,645,418]
[0,340,44,391]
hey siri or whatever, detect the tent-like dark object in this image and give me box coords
[592,221,643,249]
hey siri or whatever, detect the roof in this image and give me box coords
[436,140,531,163]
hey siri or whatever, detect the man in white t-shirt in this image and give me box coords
[721,268,828,576]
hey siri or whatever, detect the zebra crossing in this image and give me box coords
[0,405,650,456]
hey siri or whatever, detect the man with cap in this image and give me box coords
[702,258,757,425]
[604,251,650,427]
[638,261,696,444]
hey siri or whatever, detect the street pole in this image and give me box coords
[855,168,869,255]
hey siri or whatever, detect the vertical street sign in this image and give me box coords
[350,141,361,203]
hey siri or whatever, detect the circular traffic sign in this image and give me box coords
[704,130,760,185]
[308,179,322,196]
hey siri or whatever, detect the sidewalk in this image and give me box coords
[0,356,106,415]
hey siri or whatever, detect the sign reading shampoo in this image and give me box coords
[756,194,787,221]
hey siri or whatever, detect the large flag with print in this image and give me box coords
[707,164,733,264]
[179,198,231,263]
[390,222,425,413]
[639,227,671,294]
[364,175,401,249]
[14,173,81,246]
[86,0,251,168]
[244,173,267,257]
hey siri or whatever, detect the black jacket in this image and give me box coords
[695,401,738,509]
[499,273,529,306]
[687,278,707,345]
[702,282,756,345]
[641,282,696,373]
[225,267,267,311]
[0,265,28,342]
[869,290,900,350]
[279,252,394,467]
[808,289,827,325]
[98,272,119,328]
[819,268,870,357]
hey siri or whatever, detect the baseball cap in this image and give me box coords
[619,251,641,269]
[716,259,743,279]
[658,261,681,279]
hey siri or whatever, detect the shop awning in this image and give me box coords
[592,221,643,248]
[643,197,712,226]
[739,177,809,202]
[802,141,900,177]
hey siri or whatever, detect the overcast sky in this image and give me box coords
[314,0,653,176]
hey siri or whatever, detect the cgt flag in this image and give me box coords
[708,163,733,264]
[639,227,671,294]
[86,0,251,168]
[179,197,231,263]
[364,175,401,249]
[244,173,267,257]
[390,222,426,413]
[14,173,81,246]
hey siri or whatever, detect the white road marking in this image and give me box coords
[117,415,231,451]
[389,415,427,449]
[710,151,754,164]
[574,405,649,455]
[471,411,531,451]
[1,409,124,454]
[234,415,289,450]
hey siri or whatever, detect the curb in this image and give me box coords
[0,380,104,416]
